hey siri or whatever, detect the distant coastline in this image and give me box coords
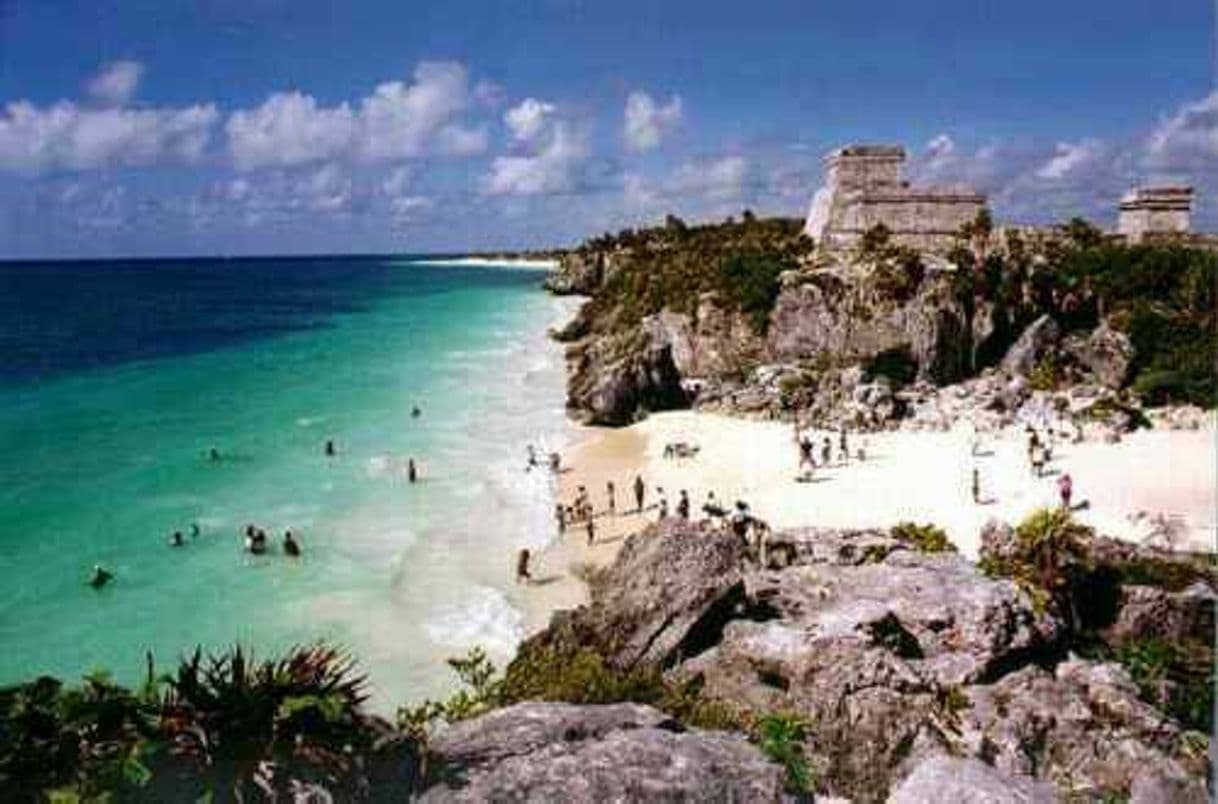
[411,255,560,269]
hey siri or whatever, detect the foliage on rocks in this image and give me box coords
[889,521,955,554]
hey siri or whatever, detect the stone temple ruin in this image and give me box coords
[803,144,985,254]
[1116,186,1193,243]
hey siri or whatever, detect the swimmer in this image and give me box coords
[408,458,418,483]
[411,405,422,418]
[283,530,301,557]
[169,531,185,547]
[89,565,113,589]
[516,548,532,583]
[325,439,337,457]
[189,522,201,538]
[208,447,221,462]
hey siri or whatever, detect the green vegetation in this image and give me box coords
[890,522,955,554]
[979,508,1093,622]
[1116,638,1214,732]
[399,644,744,737]
[946,217,1217,407]
[577,215,813,336]
[0,645,401,802]
[754,713,814,794]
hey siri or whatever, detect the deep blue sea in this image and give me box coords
[0,256,574,708]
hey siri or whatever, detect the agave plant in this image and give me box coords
[159,644,371,799]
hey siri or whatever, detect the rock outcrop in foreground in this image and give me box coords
[420,702,790,802]
[519,520,1212,801]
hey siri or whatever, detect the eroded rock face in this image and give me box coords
[543,252,605,295]
[767,272,971,385]
[999,314,1060,377]
[564,327,690,426]
[419,702,790,803]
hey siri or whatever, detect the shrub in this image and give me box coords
[1116,638,1214,733]
[890,522,955,553]
[754,712,814,794]
[979,508,1093,625]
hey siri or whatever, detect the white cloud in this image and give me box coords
[483,117,589,196]
[670,155,748,200]
[225,60,487,171]
[1145,91,1218,172]
[390,195,434,219]
[623,91,682,151]
[504,98,556,144]
[85,60,144,107]
[225,92,355,170]
[381,165,412,196]
[0,100,218,174]
[1035,139,1103,180]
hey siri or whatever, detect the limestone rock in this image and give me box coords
[419,702,790,802]
[999,315,1060,377]
[1104,583,1215,647]
[544,252,604,295]
[887,754,1055,803]
[958,660,1209,802]
[564,327,689,426]
[1061,323,1134,388]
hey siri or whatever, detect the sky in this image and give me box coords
[0,0,1214,258]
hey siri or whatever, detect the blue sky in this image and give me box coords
[0,0,1214,258]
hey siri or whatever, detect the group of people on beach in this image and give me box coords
[794,425,866,481]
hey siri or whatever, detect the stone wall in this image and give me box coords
[1117,186,1193,243]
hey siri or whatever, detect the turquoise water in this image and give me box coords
[0,257,573,709]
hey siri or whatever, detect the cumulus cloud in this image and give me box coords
[483,111,589,196]
[85,60,144,107]
[623,90,682,151]
[503,98,556,144]
[669,155,748,200]
[0,100,218,174]
[225,61,487,171]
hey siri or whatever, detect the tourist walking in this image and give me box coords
[586,517,596,546]
[839,428,849,464]
[972,466,981,504]
[633,475,646,512]
[820,437,832,467]
[1058,473,1073,509]
[555,503,566,533]
[606,481,616,514]
[798,436,815,469]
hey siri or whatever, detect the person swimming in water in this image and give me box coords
[325,439,337,457]
[89,565,113,589]
[408,458,418,483]
[169,531,185,547]
[411,405,422,418]
[208,447,221,462]
[283,530,301,557]
[189,522,201,538]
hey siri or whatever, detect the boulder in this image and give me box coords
[1061,323,1134,389]
[565,327,689,426]
[887,754,1055,803]
[420,702,790,802]
[999,315,1060,377]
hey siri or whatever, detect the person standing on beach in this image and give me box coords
[659,495,669,519]
[798,436,814,469]
[677,490,690,520]
[1058,473,1073,509]
[606,481,616,515]
[634,475,645,512]
[839,428,849,465]
[516,549,532,583]
[972,467,981,504]
[821,437,832,467]
[555,503,566,533]
[586,516,596,546]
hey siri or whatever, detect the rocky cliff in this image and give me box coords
[546,215,1216,427]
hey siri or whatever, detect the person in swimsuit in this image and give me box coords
[283,530,302,557]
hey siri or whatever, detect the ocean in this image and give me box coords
[0,256,575,710]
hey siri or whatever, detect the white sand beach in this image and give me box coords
[411,256,559,269]
[520,411,1216,632]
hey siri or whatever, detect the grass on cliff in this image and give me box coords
[578,214,813,336]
